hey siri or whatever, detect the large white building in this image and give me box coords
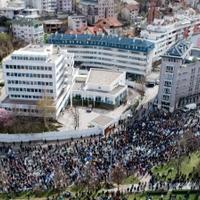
[48,34,155,80]
[141,12,200,61]
[78,0,115,24]
[0,44,75,119]
[11,18,44,43]
[72,69,128,108]
[157,40,200,112]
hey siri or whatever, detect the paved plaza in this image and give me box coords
[58,88,140,131]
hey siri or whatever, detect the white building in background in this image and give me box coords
[0,0,25,19]
[141,11,200,61]
[25,0,57,13]
[0,0,8,8]
[48,34,155,80]
[11,18,44,43]
[68,15,87,30]
[0,44,75,119]
[16,8,41,19]
[72,69,128,108]
[25,0,72,13]
[157,40,200,112]
[79,0,115,24]
[120,0,139,22]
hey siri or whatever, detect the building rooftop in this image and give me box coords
[43,19,64,25]
[12,18,42,26]
[122,0,139,5]
[4,44,66,64]
[163,40,191,58]
[86,69,122,87]
[80,0,98,5]
[48,33,154,53]
[95,17,122,28]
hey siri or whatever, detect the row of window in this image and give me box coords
[6,72,53,79]
[8,87,53,93]
[10,94,54,100]
[11,56,46,61]
[3,107,39,113]
[5,65,52,71]
[7,80,53,86]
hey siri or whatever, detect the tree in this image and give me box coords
[111,164,126,191]
[136,76,146,97]
[0,108,13,129]
[71,106,79,130]
[37,96,55,131]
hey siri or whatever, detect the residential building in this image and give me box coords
[43,19,67,33]
[68,15,87,31]
[48,34,155,80]
[25,0,57,13]
[57,0,72,13]
[11,18,44,43]
[0,8,23,19]
[157,40,200,112]
[95,17,122,35]
[17,8,41,19]
[0,44,75,119]
[120,0,139,22]
[79,0,115,24]
[141,12,200,61]
[0,0,8,8]
[7,0,25,8]
[72,69,128,108]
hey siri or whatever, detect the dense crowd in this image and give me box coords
[0,109,199,194]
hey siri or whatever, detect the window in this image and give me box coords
[166,66,174,73]
[164,81,172,87]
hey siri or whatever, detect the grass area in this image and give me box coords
[0,189,62,200]
[127,191,200,200]
[152,152,200,181]
[122,175,139,185]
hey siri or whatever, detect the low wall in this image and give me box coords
[0,127,102,143]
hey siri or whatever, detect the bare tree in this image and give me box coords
[137,76,146,97]
[53,166,68,191]
[71,106,79,130]
[111,164,126,191]
[37,96,55,131]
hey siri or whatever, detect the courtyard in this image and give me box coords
[58,85,159,131]
[58,88,140,131]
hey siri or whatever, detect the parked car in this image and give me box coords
[86,105,93,113]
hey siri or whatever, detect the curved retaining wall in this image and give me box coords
[0,127,102,143]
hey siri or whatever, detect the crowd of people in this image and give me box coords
[0,109,199,196]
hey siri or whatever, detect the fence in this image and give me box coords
[0,127,102,143]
